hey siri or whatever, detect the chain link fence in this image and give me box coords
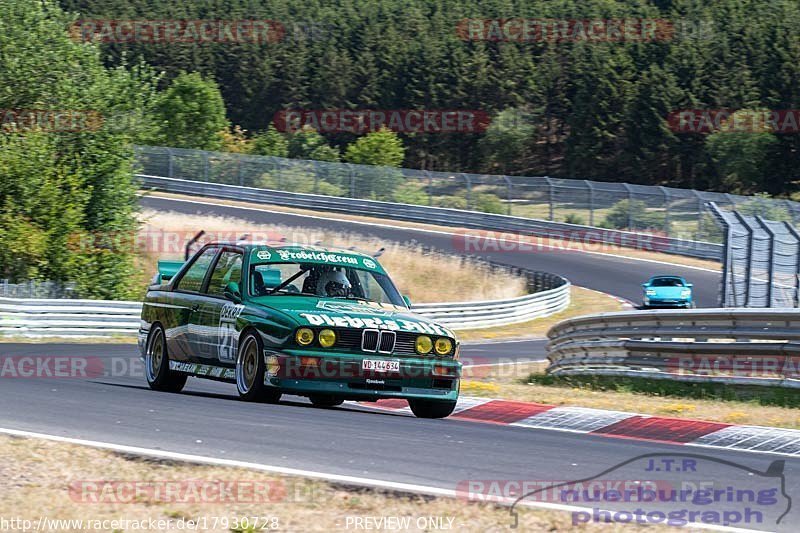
[135,145,800,245]
[0,280,78,299]
[709,203,800,308]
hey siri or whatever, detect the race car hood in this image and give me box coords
[249,295,456,338]
[648,286,690,299]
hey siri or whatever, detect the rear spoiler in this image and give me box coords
[156,260,185,283]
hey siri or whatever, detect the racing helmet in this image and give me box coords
[316,268,352,298]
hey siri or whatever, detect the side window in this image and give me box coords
[206,251,243,298]
[175,248,218,293]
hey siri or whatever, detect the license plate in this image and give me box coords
[362,359,400,372]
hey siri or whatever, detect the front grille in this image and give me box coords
[327,328,445,357]
[378,331,396,353]
[362,330,379,351]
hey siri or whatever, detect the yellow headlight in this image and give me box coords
[435,338,453,355]
[415,335,433,354]
[296,328,314,346]
[318,329,337,348]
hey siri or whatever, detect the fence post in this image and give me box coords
[545,177,554,221]
[732,210,754,307]
[622,183,634,229]
[707,202,731,307]
[503,176,513,215]
[237,157,244,186]
[695,192,705,241]
[425,170,433,206]
[348,164,356,198]
[784,221,800,308]
[312,160,320,194]
[166,147,174,178]
[659,186,671,236]
[203,151,210,182]
[584,180,594,226]
[755,216,775,308]
[461,173,472,210]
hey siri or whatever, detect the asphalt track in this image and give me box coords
[0,343,797,531]
[5,197,787,531]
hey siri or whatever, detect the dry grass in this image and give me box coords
[456,286,626,342]
[460,362,800,430]
[144,191,721,272]
[138,209,527,303]
[0,435,678,532]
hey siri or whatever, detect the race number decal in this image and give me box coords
[219,304,245,362]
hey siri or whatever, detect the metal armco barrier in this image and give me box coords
[546,308,800,388]
[0,298,143,337]
[0,274,569,337]
[138,174,722,260]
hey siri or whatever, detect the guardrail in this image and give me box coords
[138,175,722,261]
[0,273,569,337]
[546,308,800,388]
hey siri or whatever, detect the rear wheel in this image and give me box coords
[408,399,457,419]
[236,331,282,403]
[309,395,344,408]
[145,325,187,393]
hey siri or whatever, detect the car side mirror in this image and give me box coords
[402,295,412,307]
[224,281,242,303]
[641,284,647,288]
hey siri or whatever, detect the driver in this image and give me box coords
[316,268,352,298]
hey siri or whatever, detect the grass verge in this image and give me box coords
[460,363,800,430]
[0,434,671,532]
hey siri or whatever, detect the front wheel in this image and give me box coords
[145,325,187,393]
[309,395,344,408]
[408,399,457,419]
[236,332,282,403]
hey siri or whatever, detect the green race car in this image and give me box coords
[138,242,461,418]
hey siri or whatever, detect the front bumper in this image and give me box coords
[264,349,461,402]
[643,297,692,307]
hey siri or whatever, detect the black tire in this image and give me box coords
[408,399,457,419]
[309,395,344,408]
[236,331,282,403]
[145,325,187,393]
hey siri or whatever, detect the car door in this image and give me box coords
[195,248,245,364]
[169,246,221,361]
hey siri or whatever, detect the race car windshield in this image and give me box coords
[651,278,685,287]
[249,262,405,306]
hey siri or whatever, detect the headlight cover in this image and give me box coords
[296,328,314,346]
[434,338,453,355]
[415,335,433,354]
[318,329,337,348]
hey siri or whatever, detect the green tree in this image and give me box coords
[151,72,229,150]
[344,128,405,167]
[250,125,289,158]
[287,127,340,162]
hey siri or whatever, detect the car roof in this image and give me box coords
[207,241,376,259]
